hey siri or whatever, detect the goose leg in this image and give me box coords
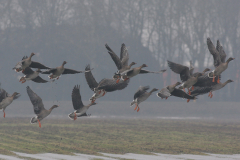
[74,112,77,120]
[165,97,168,100]
[102,91,106,96]
[98,90,101,94]
[91,99,95,103]
[137,106,140,112]
[187,99,190,103]
[22,80,26,83]
[217,76,220,83]
[183,88,186,92]
[116,79,120,83]
[3,110,5,118]
[208,92,212,97]
[191,86,194,90]
[57,76,59,80]
[134,104,138,111]
[37,119,41,128]
[212,73,215,82]
[210,92,213,98]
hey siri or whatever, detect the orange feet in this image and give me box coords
[91,99,95,103]
[187,99,190,103]
[116,79,120,83]
[38,119,41,128]
[208,92,213,98]
[57,77,59,80]
[137,107,140,112]
[3,111,5,118]
[74,112,77,121]
[165,97,168,100]
[212,73,215,82]
[102,91,106,96]
[183,88,186,92]
[191,86,194,91]
[217,76,220,83]
[124,78,129,81]
[98,90,101,94]
[134,104,138,111]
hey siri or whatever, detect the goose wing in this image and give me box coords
[171,88,195,99]
[191,86,212,96]
[62,68,83,74]
[134,86,150,99]
[85,64,99,91]
[193,74,220,87]
[120,43,129,67]
[22,67,34,75]
[139,69,166,74]
[29,61,50,69]
[31,76,48,83]
[26,86,45,115]
[105,44,122,70]
[167,60,191,82]
[97,78,130,92]
[0,88,9,103]
[207,38,222,67]
[72,85,84,110]
[216,40,227,63]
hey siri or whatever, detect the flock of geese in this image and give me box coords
[0,37,234,127]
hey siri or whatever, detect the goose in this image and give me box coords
[19,67,48,83]
[85,64,130,102]
[191,79,233,98]
[157,82,196,102]
[120,64,166,82]
[26,86,58,128]
[68,85,96,120]
[207,38,234,83]
[13,53,50,72]
[105,43,136,82]
[0,86,20,117]
[42,61,89,80]
[131,86,158,112]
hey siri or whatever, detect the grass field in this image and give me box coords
[0,118,240,157]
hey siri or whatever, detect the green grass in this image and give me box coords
[0,118,240,155]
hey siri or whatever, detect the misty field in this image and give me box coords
[0,118,240,157]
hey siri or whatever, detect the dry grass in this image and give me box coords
[0,118,240,155]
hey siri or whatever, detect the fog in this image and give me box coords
[0,0,239,115]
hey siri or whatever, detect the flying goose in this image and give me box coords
[0,86,20,117]
[68,85,96,120]
[157,82,196,102]
[131,86,158,112]
[105,43,136,82]
[207,38,234,83]
[19,67,48,83]
[42,61,88,80]
[13,53,50,72]
[120,64,166,82]
[191,79,233,98]
[85,64,130,102]
[26,86,58,128]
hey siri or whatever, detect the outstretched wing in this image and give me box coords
[0,88,8,103]
[207,38,222,67]
[29,61,50,69]
[22,67,34,75]
[216,40,227,63]
[120,43,129,67]
[139,69,166,74]
[134,86,150,99]
[85,64,99,91]
[191,86,212,96]
[62,68,83,74]
[167,60,190,82]
[171,88,195,99]
[26,86,45,115]
[97,78,130,92]
[31,76,48,83]
[72,85,84,110]
[105,44,123,70]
